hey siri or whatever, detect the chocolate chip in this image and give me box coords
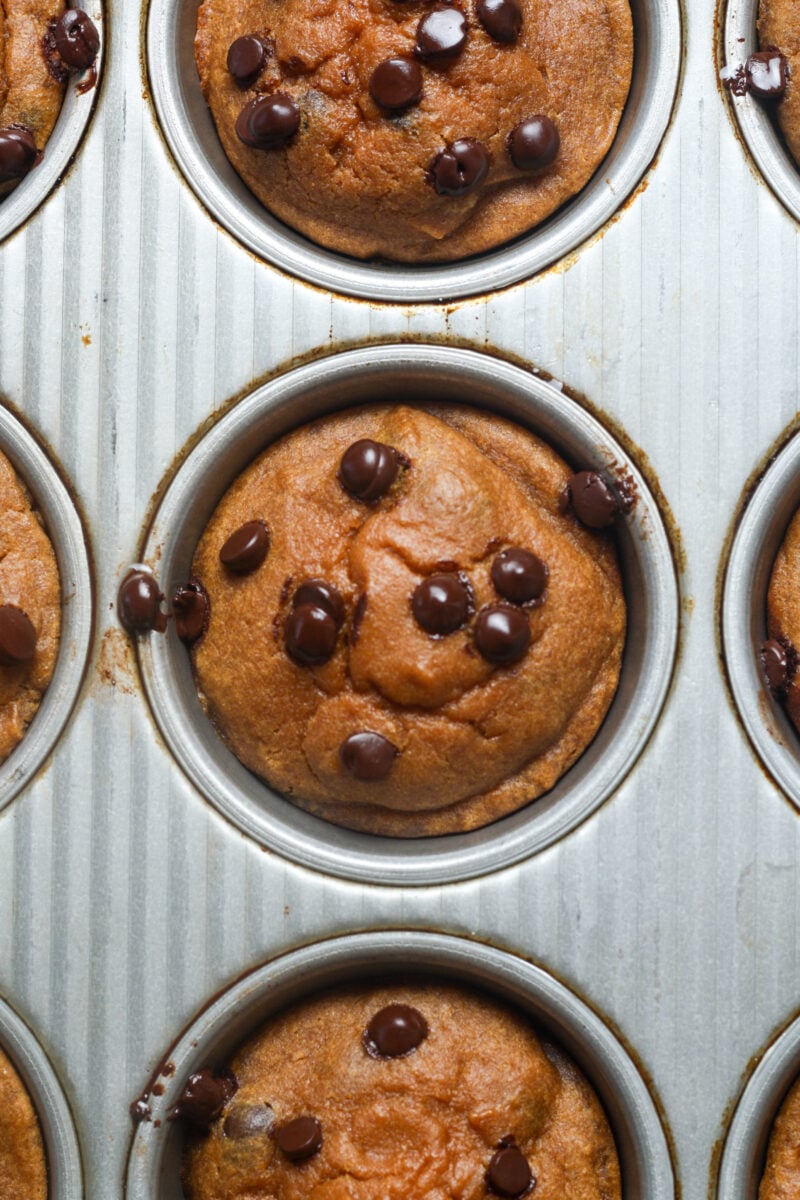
[339,439,399,503]
[746,48,788,99]
[285,604,338,665]
[173,582,210,644]
[491,548,547,605]
[0,605,37,667]
[53,9,99,71]
[562,471,620,529]
[227,35,269,85]
[762,639,789,694]
[487,1144,533,1197]
[508,115,560,171]
[369,57,422,110]
[476,0,522,43]
[275,1115,323,1162]
[363,1004,428,1058]
[170,1068,238,1128]
[293,580,344,626]
[224,1103,276,1140]
[415,6,468,60]
[0,127,37,184]
[219,520,270,573]
[340,732,398,781]
[474,604,530,665]
[428,138,490,196]
[235,93,300,149]
[412,572,471,635]
[118,570,166,635]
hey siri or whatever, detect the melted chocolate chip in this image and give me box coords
[428,138,490,196]
[412,572,471,635]
[236,93,300,148]
[173,581,210,644]
[562,471,620,529]
[762,638,789,694]
[508,115,560,171]
[118,570,166,635]
[415,6,468,60]
[285,604,338,665]
[53,9,99,70]
[476,0,521,43]
[487,1143,533,1197]
[227,35,269,85]
[474,604,530,665]
[0,605,37,667]
[224,1103,276,1140]
[293,580,344,626]
[369,57,423,110]
[170,1068,238,1128]
[340,731,399,781]
[130,1095,151,1123]
[339,439,399,503]
[219,519,270,573]
[0,127,37,184]
[746,48,788,99]
[276,1115,323,1162]
[491,548,547,605]
[363,1004,428,1058]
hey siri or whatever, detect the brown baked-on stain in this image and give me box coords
[0,1046,47,1200]
[92,626,136,696]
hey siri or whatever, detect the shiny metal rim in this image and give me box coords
[145,0,681,303]
[138,344,679,886]
[0,996,84,1198]
[124,931,674,1200]
[0,406,93,813]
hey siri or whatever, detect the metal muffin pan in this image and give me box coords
[0,404,92,815]
[145,0,681,302]
[0,994,83,1197]
[125,930,674,1200]
[137,343,679,887]
[0,0,105,247]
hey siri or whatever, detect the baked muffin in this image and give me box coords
[194,0,633,262]
[180,982,621,1200]
[0,1045,47,1199]
[178,403,626,837]
[750,2,798,163]
[758,1075,800,1200]
[0,447,61,765]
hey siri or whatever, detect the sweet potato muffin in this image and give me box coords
[0,1045,47,1199]
[181,982,621,1200]
[179,403,626,837]
[758,1075,800,1200]
[194,0,633,262]
[0,447,61,765]
[757,1,800,163]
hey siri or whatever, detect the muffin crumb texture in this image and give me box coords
[759,1075,800,1200]
[0,1046,47,1200]
[758,0,800,163]
[0,0,67,194]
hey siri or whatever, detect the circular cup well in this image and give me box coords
[145,0,680,303]
[124,930,674,1200]
[138,344,678,886]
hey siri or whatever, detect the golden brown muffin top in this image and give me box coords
[195,0,633,262]
[758,1,800,164]
[0,0,65,146]
[0,1046,47,1200]
[182,983,621,1200]
[759,1075,800,1200]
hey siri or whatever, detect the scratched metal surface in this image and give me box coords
[1,0,800,1195]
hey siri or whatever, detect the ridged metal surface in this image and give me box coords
[1,0,800,1196]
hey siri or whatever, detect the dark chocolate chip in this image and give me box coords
[340,731,398,781]
[173,581,210,644]
[369,57,422,110]
[563,471,620,529]
[53,9,99,71]
[171,1068,238,1128]
[428,138,490,196]
[224,1103,276,1140]
[363,1004,428,1058]
[285,604,338,665]
[227,35,269,85]
[236,93,300,148]
[762,638,789,694]
[219,519,270,573]
[0,605,37,667]
[412,572,471,635]
[0,127,37,184]
[118,570,166,635]
[487,1144,533,1197]
[415,6,467,60]
[746,48,788,99]
[275,1115,323,1162]
[490,548,547,605]
[339,439,399,503]
[293,579,344,626]
[477,0,521,42]
[474,604,530,665]
[508,115,560,171]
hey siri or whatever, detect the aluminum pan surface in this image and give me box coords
[1,0,799,1197]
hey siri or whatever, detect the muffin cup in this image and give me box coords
[145,0,680,302]
[137,343,678,885]
[0,1,105,246]
[0,405,93,814]
[0,996,83,1198]
[124,929,674,1200]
